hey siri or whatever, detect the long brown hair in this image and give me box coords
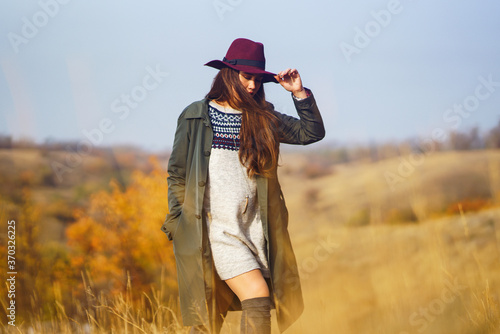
[206,68,279,178]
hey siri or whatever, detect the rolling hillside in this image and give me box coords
[274,150,500,333]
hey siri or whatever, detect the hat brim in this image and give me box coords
[205,60,278,84]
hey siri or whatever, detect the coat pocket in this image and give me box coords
[161,211,182,241]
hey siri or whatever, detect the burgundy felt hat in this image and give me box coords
[205,38,278,83]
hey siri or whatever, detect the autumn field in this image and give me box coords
[1,144,500,333]
[274,150,500,334]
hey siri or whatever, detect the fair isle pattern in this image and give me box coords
[209,105,242,151]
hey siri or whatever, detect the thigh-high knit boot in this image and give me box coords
[240,297,271,334]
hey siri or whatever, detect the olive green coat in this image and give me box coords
[161,93,325,333]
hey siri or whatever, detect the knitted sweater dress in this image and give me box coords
[203,101,270,280]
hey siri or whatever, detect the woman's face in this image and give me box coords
[238,71,263,96]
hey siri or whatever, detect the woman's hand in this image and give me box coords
[274,68,307,99]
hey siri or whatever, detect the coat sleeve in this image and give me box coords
[274,91,326,145]
[162,112,190,241]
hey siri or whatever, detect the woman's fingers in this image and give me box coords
[277,69,289,79]
[276,69,302,92]
[277,68,300,80]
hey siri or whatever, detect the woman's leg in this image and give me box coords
[225,269,271,334]
[225,269,269,300]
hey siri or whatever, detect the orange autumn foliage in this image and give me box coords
[66,156,176,297]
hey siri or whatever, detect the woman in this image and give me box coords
[162,38,325,334]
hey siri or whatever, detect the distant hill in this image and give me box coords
[279,149,500,234]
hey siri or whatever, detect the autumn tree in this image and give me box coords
[66,157,176,299]
[486,120,500,148]
[0,187,71,323]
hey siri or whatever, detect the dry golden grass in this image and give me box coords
[1,272,186,334]
[280,208,500,334]
[274,150,500,334]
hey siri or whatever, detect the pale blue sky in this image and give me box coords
[1,0,500,151]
